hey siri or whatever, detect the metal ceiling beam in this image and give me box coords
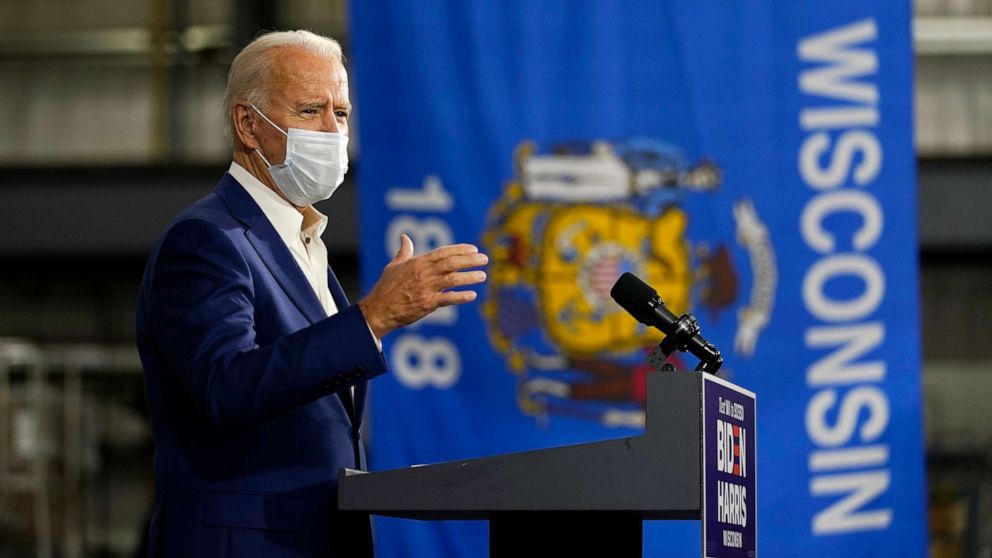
[915,17,992,55]
[0,25,231,58]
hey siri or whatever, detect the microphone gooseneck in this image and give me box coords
[610,272,723,374]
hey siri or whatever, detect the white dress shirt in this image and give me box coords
[229,162,382,361]
[230,161,337,316]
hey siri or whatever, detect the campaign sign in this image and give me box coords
[703,375,757,558]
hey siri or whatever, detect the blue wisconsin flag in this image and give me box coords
[351,1,926,556]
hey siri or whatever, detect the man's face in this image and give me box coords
[252,47,351,166]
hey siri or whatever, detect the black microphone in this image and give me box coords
[610,272,723,373]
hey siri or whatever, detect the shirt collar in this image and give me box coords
[228,161,327,243]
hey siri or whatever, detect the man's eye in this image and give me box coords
[302,108,319,115]
[335,111,350,119]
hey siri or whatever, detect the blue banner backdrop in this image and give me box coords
[351,1,925,556]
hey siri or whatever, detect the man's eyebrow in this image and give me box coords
[293,99,351,114]
[296,99,327,109]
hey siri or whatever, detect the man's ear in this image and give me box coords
[232,102,260,150]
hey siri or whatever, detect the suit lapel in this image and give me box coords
[326,265,366,425]
[216,174,327,326]
[327,265,349,311]
[218,173,365,427]
[245,228,328,325]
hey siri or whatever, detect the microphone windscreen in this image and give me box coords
[610,272,658,321]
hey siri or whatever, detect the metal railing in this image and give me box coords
[0,339,145,558]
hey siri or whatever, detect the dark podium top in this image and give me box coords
[339,371,702,520]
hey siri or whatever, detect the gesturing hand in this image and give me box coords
[358,234,488,338]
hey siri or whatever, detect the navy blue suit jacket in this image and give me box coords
[136,173,387,557]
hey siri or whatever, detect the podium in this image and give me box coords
[339,371,756,557]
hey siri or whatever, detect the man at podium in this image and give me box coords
[135,29,487,558]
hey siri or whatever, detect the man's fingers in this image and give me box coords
[436,289,478,307]
[439,252,489,273]
[427,243,479,262]
[436,270,487,290]
[393,234,414,263]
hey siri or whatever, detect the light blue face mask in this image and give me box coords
[251,104,349,207]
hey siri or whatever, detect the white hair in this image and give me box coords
[223,29,344,139]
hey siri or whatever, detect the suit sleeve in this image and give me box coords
[144,218,387,430]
